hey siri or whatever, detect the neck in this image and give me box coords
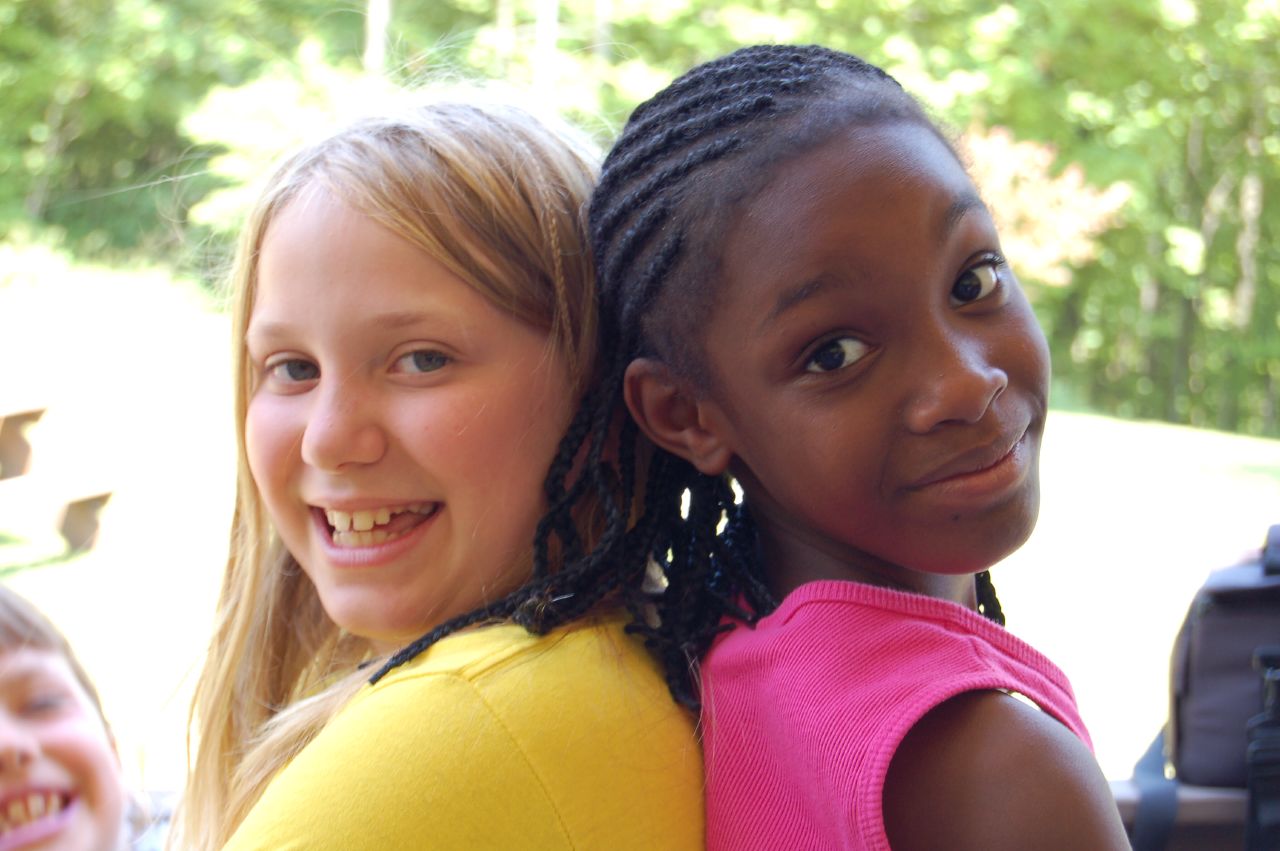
[752,506,978,610]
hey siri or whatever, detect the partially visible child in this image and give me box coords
[0,585,145,850]
[539,44,1130,849]
[170,96,703,850]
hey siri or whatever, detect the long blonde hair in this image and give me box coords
[171,97,600,849]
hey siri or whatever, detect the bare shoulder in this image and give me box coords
[883,689,1130,851]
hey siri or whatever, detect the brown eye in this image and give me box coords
[805,337,870,373]
[951,263,1001,305]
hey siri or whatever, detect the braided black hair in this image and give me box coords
[523,44,1006,708]
[373,45,1005,705]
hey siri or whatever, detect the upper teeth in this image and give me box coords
[0,792,64,832]
[325,503,434,533]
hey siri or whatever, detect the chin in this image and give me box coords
[985,500,1040,567]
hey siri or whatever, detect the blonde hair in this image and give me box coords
[171,97,600,849]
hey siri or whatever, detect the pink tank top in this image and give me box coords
[700,580,1090,851]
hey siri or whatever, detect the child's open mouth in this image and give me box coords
[0,790,73,847]
[318,503,439,547]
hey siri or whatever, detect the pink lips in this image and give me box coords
[0,794,75,851]
[310,505,441,568]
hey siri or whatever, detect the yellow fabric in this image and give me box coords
[223,612,704,850]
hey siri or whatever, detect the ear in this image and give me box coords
[623,358,733,476]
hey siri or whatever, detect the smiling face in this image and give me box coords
[245,189,576,650]
[675,121,1050,603]
[0,648,126,851]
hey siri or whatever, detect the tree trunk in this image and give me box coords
[1169,291,1196,423]
[23,98,75,220]
[1233,147,1262,331]
[533,0,560,101]
[495,0,516,69]
[364,0,391,77]
[593,0,612,62]
[1265,372,1278,436]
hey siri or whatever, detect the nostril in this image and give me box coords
[0,746,34,772]
[905,360,1007,433]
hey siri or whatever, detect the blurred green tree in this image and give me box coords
[2,0,1275,435]
[0,0,366,257]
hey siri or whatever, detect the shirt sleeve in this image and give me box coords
[223,673,575,851]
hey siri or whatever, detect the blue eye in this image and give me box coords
[267,359,319,382]
[951,260,1003,304]
[396,350,449,374]
[805,337,870,373]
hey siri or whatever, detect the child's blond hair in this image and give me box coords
[0,585,110,719]
[171,96,600,850]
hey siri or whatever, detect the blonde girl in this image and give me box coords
[170,98,702,850]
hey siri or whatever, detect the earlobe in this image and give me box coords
[623,358,733,475]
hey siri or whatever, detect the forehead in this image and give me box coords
[250,190,481,329]
[0,646,77,686]
[722,121,980,296]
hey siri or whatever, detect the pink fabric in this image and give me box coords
[701,580,1090,851]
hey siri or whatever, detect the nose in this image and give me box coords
[0,713,37,776]
[903,328,1008,434]
[300,380,388,471]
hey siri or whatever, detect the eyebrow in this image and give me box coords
[762,277,835,330]
[943,191,988,235]
[760,190,989,330]
[0,659,62,688]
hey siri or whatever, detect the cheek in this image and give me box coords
[1007,297,1051,392]
[1014,318,1051,400]
[244,396,296,498]
[46,721,126,813]
[459,379,571,511]
[1034,322,1051,384]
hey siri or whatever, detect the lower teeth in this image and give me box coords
[332,528,394,547]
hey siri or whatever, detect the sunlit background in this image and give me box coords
[2,0,1278,795]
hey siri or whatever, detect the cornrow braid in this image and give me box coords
[535,44,1008,709]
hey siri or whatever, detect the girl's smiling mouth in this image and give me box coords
[0,790,75,851]
[318,503,440,547]
[313,501,440,547]
[908,428,1031,501]
[308,502,443,567]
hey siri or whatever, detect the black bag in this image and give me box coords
[1247,646,1280,850]
[1168,524,1280,788]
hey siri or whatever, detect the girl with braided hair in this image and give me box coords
[169,96,703,850]
[541,44,1129,849]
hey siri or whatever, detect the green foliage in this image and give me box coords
[1,0,1275,435]
[180,43,396,276]
[0,0,365,258]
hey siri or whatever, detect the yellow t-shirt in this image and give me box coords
[223,612,704,850]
